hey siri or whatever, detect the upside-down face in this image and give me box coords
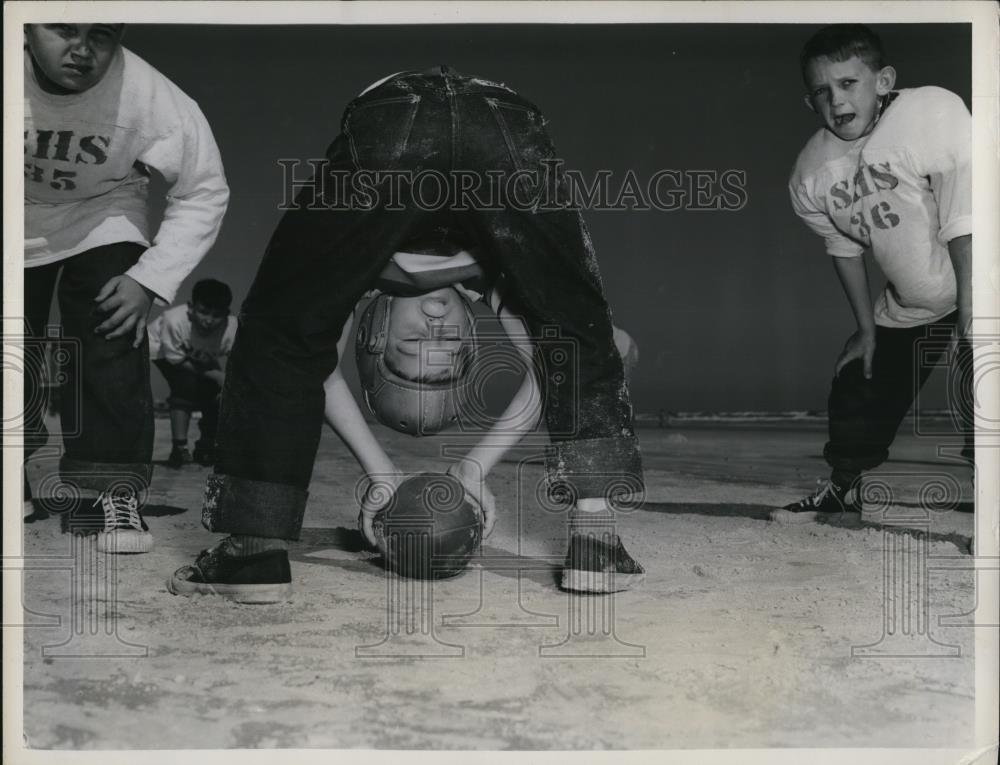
[383,288,472,383]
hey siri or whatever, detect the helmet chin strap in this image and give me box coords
[873,90,897,127]
[850,91,896,141]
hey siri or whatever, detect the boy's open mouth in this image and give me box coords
[833,113,856,127]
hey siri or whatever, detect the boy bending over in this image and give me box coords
[776,25,973,521]
[168,68,644,602]
[23,24,229,550]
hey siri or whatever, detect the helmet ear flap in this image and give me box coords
[356,295,394,420]
[356,294,391,356]
[455,293,479,373]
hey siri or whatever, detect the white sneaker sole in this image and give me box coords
[561,568,646,594]
[769,508,861,526]
[97,529,153,554]
[165,575,292,604]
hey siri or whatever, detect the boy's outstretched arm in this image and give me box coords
[450,303,543,538]
[948,234,972,337]
[322,313,401,545]
[832,255,877,379]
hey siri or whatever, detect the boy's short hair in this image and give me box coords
[191,279,232,311]
[800,24,885,81]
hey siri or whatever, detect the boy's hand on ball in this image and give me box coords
[94,275,156,348]
[835,329,876,379]
[447,463,497,539]
[358,471,406,547]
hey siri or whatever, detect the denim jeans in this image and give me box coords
[153,359,221,445]
[205,67,642,540]
[24,242,154,494]
[824,312,975,473]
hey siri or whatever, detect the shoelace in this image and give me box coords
[94,489,140,529]
[803,479,838,508]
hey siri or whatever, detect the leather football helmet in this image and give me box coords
[355,293,477,436]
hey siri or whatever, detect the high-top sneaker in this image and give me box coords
[90,487,154,554]
[770,478,863,524]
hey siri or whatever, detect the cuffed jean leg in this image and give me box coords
[206,150,431,540]
[457,86,642,500]
[470,206,642,500]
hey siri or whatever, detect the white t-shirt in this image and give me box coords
[24,46,230,305]
[789,86,971,328]
[368,248,504,312]
[148,304,238,364]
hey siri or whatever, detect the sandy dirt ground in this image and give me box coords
[17,418,978,750]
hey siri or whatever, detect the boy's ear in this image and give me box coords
[802,93,816,113]
[875,65,897,96]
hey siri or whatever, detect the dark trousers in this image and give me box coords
[24,243,154,494]
[205,68,641,540]
[824,312,975,474]
[153,359,222,446]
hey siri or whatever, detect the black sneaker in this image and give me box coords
[168,445,192,469]
[770,479,863,524]
[83,488,154,554]
[192,442,214,466]
[561,532,646,594]
[167,537,292,604]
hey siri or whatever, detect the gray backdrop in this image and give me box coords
[126,23,971,413]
